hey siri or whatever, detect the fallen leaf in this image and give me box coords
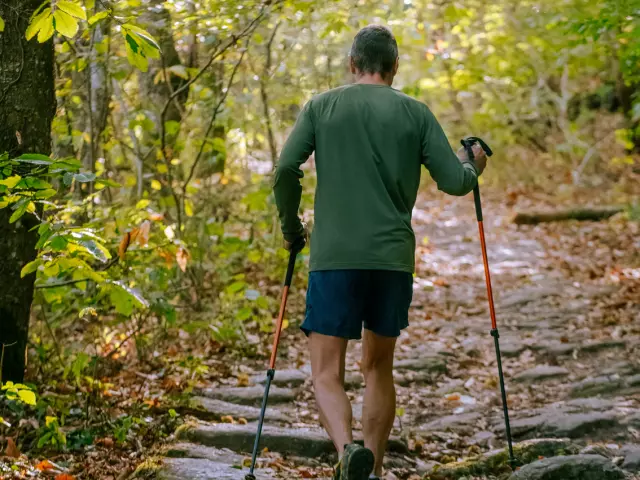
[137,220,151,246]
[176,247,189,272]
[238,417,248,425]
[118,228,140,261]
[5,437,20,458]
[221,415,234,423]
[36,459,54,471]
[444,393,461,402]
[237,373,250,387]
[55,475,75,480]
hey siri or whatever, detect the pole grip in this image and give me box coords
[284,237,305,287]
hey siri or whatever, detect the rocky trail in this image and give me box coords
[139,195,640,480]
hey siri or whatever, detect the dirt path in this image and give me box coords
[145,194,640,480]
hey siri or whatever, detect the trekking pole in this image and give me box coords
[461,137,517,470]
[245,237,306,480]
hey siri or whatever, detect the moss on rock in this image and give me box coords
[133,457,164,479]
[424,439,580,480]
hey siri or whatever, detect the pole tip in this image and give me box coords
[244,475,257,480]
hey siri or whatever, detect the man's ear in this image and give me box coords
[393,57,399,75]
[349,56,357,75]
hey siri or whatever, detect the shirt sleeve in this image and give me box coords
[273,101,315,242]
[421,106,478,196]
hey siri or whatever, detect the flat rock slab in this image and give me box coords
[620,444,640,472]
[200,385,295,406]
[159,458,275,480]
[252,369,307,388]
[499,411,620,441]
[514,366,570,383]
[394,356,447,373]
[570,374,640,398]
[176,423,408,458]
[164,444,245,464]
[187,397,289,422]
[508,454,625,480]
[416,412,482,435]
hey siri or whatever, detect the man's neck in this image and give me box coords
[354,73,391,86]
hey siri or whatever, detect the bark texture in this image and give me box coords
[0,0,56,382]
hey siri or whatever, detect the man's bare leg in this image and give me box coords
[309,332,352,456]
[361,329,397,476]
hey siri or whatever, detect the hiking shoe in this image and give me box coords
[340,443,374,480]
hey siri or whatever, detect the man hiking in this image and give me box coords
[273,25,487,480]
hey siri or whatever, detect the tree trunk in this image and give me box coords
[0,0,56,382]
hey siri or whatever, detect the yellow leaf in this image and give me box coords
[37,13,54,42]
[25,8,51,41]
[57,1,87,20]
[282,319,289,330]
[0,16,5,33]
[184,199,194,217]
[236,373,250,387]
[88,10,109,25]
[53,10,79,38]
[17,389,36,406]
[0,175,21,188]
[45,416,57,427]
[150,179,162,190]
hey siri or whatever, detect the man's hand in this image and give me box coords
[457,142,487,175]
[284,223,309,252]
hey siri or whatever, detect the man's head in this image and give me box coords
[349,25,399,85]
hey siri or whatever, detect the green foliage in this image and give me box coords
[2,381,37,407]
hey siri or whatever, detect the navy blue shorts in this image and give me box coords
[301,270,413,340]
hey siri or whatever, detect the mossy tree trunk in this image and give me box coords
[0,0,56,382]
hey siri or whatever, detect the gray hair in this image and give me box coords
[349,25,398,76]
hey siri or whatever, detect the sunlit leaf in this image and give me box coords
[88,10,109,25]
[53,10,79,38]
[0,175,21,188]
[37,13,54,42]
[17,389,36,406]
[25,8,52,41]
[57,1,87,20]
[0,16,5,33]
[110,281,149,309]
[21,259,42,277]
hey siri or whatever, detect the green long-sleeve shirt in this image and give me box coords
[273,84,478,273]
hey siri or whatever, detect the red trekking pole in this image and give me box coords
[461,137,517,470]
[245,237,305,480]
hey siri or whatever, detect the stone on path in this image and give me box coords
[176,423,334,458]
[164,443,244,463]
[426,438,578,479]
[394,356,447,374]
[508,455,625,480]
[176,423,408,459]
[416,412,482,435]
[620,444,640,472]
[570,374,640,398]
[158,458,275,480]
[186,397,289,422]
[513,366,570,383]
[200,385,295,406]
[580,340,626,353]
[251,369,307,388]
[499,411,620,440]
